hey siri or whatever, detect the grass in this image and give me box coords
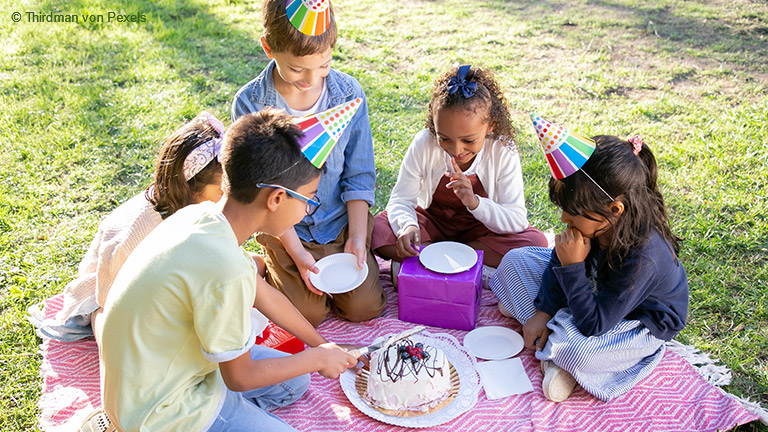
[1,0,766,430]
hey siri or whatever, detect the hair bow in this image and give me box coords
[627,135,643,155]
[204,112,225,136]
[182,112,225,181]
[447,65,478,98]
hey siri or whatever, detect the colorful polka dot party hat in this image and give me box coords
[530,113,596,180]
[294,98,361,168]
[286,0,332,36]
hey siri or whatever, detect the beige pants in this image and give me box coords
[256,213,386,327]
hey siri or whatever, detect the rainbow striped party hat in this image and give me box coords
[286,0,331,36]
[294,98,361,168]
[530,113,596,179]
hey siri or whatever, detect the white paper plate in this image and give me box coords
[418,241,478,274]
[309,253,368,294]
[463,326,524,360]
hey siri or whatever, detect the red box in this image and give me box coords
[255,322,305,354]
[397,250,483,331]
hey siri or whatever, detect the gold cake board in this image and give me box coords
[354,364,460,418]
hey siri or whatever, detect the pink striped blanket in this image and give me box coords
[37,260,758,431]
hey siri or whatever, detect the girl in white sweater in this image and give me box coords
[33,112,225,341]
[372,65,547,268]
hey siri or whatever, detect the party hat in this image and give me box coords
[530,113,596,179]
[294,98,361,168]
[286,0,332,36]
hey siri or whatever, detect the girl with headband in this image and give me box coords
[32,112,226,342]
[372,65,548,286]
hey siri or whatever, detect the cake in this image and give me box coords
[365,339,452,412]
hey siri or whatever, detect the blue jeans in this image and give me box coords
[208,345,310,431]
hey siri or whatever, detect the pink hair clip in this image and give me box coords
[628,135,643,155]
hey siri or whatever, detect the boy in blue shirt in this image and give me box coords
[231,0,385,327]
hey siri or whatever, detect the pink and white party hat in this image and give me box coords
[530,113,596,180]
[286,0,331,36]
[294,98,361,168]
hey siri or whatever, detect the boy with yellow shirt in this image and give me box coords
[97,109,358,431]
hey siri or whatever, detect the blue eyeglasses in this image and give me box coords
[256,183,321,216]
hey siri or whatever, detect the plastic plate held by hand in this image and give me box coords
[418,241,478,274]
[309,253,368,294]
[463,326,524,360]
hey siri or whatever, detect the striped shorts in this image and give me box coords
[489,247,665,401]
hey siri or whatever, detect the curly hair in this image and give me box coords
[425,65,516,148]
[146,113,223,219]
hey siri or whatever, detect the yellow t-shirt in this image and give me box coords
[98,202,257,431]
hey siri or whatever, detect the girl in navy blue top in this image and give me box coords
[490,135,688,402]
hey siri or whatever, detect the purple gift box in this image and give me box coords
[397,250,483,331]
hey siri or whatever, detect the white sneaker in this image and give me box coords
[482,265,496,290]
[80,408,116,432]
[391,260,401,290]
[541,362,578,402]
[540,359,553,374]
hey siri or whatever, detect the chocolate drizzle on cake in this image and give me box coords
[375,339,445,383]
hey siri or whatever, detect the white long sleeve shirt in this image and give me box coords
[386,129,531,238]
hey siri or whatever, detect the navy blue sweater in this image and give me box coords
[533,231,688,341]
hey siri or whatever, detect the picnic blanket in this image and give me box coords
[34,259,761,431]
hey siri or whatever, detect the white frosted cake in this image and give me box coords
[366,339,452,411]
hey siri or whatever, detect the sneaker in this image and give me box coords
[80,408,116,432]
[541,359,559,375]
[391,260,401,290]
[482,265,496,290]
[541,362,578,403]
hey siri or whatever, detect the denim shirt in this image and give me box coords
[231,60,376,244]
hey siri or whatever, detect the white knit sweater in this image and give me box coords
[386,129,531,238]
[56,193,163,322]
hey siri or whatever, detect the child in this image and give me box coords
[372,65,548,272]
[96,108,359,431]
[490,131,688,402]
[33,112,225,342]
[231,0,385,327]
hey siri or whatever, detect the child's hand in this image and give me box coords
[337,343,369,372]
[523,310,552,351]
[395,225,421,258]
[555,227,591,266]
[344,236,367,270]
[313,343,359,379]
[295,251,325,296]
[446,158,479,210]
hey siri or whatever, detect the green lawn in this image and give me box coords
[1,0,767,430]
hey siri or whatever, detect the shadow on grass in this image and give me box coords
[589,0,768,66]
[22,0,269,188]
[474,0,768,76]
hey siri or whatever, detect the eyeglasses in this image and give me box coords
[256,183,321,216]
